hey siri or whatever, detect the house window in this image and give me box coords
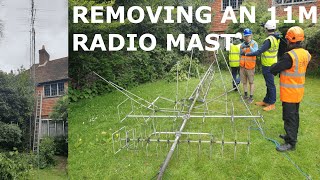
[222,0,243,10]
[58,83,64,95]
[43,82,65,97]
[51,84,57,96]
[44,85,51,97]
[274,0,315,5]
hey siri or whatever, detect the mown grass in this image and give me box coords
[69,70,320,179]
[31,156,68,180]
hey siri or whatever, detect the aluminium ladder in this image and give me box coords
[32,92,42,153]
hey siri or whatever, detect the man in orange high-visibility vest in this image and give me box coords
[270,26,311,152]
[240,28,258,104]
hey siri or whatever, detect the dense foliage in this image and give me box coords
[39,137,56,169]
[69,0,211,101]
[0,151,35,179]
[0,69,33,150]
[50,95,69,121]
[0,70,33,124]
[0,122,22,150]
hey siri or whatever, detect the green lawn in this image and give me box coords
[69,70,320,179]
[31,156,68,180]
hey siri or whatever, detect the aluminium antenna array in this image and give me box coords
[94,49,265,179]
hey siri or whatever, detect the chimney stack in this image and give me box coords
[39,45,50,65]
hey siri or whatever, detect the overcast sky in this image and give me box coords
[0,0,68,73]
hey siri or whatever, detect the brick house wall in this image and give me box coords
[36,81,68,119]
[211,0,229,33]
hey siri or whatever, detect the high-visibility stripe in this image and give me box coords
[240,59,256,62]
[280,83,304,88]
[262,55,277,58]
[281,71,305,77]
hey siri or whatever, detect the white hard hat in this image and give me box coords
[264,21,276,30]
[235,32,242,39]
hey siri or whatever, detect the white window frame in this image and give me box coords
[221,0,244,11]
[273,0,316,6]
[43,82,65,97]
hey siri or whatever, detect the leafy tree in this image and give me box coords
[0,69,33,150]
[50,95,69,121]
[0,69,33,124]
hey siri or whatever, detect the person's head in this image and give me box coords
[285,26,304,48]
[264,21,276,34]
[243,28,252,42]
[233,38,241,45]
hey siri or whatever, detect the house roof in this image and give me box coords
[31,57,68,84]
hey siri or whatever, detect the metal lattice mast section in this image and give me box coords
[93,71,159,111]
[103,45,266,178]
[157,63,214,180]
[217,49,265,136]
[29,0,37,151]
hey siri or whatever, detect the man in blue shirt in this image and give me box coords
[240,28,258,104]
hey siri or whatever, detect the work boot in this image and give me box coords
[263,104,276,111]
[247,97,254,104]
[255,101,269,106]
[279,134,286,139]
[276,143,295,152]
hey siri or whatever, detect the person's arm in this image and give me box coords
[249,41,258,53]
[240,43,246,55]
[270,53,293,75]
[246,39,271,56]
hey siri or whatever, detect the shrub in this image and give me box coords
[166,55,205,82]
[39,136,56,169]
[0,122,22,150]
[0,151,34,179]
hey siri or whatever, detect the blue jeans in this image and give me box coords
[231,67,240,88]
[262,66,276,104]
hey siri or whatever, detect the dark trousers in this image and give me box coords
[282,102,300,146]
[231,67,240,89]
[262,66,276,104]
